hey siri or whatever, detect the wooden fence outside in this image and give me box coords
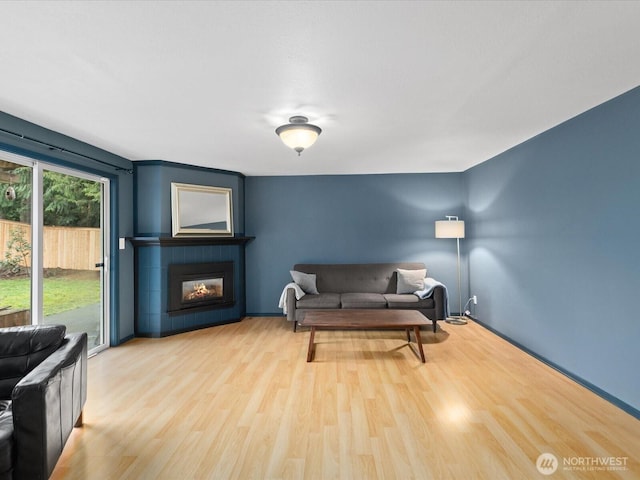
[0,219,101,271]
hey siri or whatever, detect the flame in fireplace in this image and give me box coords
[185,283,211,301]
[169,262,232,313]
[183,280,222,302]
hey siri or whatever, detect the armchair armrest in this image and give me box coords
[12,332,87,480]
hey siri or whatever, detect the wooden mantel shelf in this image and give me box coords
[129,236,254,247]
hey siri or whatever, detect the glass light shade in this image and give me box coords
[435,220,465,238]
[275,116,322,154]
[278,127,320,151]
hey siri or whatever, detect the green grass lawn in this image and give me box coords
[0,274,100,316]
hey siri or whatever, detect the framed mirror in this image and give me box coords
[171,183,233,236]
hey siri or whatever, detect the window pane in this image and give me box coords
[0,160,32,327]
[41,170,103,348]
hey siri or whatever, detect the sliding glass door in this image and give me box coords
[39,167,109,352]
[0,153,109,355]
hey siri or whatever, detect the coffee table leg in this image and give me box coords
[307,327,316,362]
[406,328,411,343]
[414,326,425,363]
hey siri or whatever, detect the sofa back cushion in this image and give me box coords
[293,263,426,294]
[0,324,66,399]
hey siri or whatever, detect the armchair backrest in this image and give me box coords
[0,324,66,399]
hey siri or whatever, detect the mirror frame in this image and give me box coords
[171,182,233,237]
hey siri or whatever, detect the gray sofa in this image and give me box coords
[285,263,446,332]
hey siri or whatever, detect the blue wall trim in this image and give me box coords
[115,334,135,345]
[471,317,640,420]
[0,141,118,180]
[134,160,245,178]
[0,111,132,171]
[135,317,241,338]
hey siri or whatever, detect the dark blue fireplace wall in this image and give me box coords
[134,160,245,236]
[133,161,247,336]
[135,243,245,336]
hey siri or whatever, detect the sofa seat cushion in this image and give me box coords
[297,293,341,309]
[0,400,13,479]
[384,294,435,309]
[341,293,387,309]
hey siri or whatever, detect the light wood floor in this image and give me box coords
[52,317,639,479]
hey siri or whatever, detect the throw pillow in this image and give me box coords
[290,270,319,294]
[396,268,426,294]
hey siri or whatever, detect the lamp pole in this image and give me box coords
[454,235,466,323]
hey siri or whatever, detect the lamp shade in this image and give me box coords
[275,116,321,155]
[435,219,465,238]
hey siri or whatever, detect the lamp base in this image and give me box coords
[444,316,468,325]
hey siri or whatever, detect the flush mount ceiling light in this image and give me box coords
[275,116,322,155]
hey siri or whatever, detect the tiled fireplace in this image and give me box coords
[131,236,253,337]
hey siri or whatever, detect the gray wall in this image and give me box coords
[245,173,466,315]
[465,85,640,413]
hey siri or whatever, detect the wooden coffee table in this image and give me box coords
[300,309,429,363]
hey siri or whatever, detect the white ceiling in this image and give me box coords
[1,1,639,176]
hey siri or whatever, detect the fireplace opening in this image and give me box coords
[168,261,234,314]
[182,278,223,303]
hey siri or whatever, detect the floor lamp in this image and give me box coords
[435,216,467,325]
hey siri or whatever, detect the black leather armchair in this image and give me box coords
[0,324,87,480]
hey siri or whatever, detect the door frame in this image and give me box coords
[39,162,111,355]
[0,150,111,354]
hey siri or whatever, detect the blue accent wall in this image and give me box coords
[245,173,465,315]
[465,86,640,413]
